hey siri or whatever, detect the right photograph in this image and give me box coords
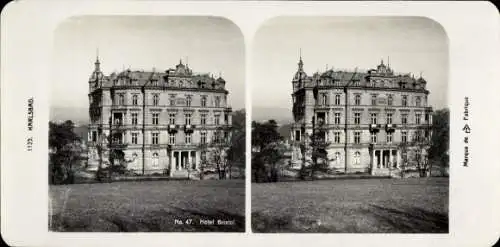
[251,16,449,233]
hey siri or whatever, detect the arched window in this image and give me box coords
[335,94,341,105]
[152,152,159,168]
[153,94,159,106]
[355,95,361,105]
[354,151,361,165]
[132,153,138,169]
[334,152,341,166]
[132,95,138,105]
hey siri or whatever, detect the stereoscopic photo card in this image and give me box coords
[1,1,499,247]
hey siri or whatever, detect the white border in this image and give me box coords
[2,1,500,246]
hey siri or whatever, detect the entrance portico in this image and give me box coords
[170,150,199,173]
[371,148,400,172]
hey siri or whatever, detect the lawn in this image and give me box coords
[252,177,449,233]
[49,179,245,232]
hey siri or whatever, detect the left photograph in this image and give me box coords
[48,16,246,232]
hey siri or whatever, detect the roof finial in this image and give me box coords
[94,48,101,71]
[420,71,423,78]
[298,48,304,71]
[179,58,183,65]
[219,71,222,78]
[186,56,189,66]
[381,58,384,65]
[387,56,390,68]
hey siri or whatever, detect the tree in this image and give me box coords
[398,129,430,178]
[251,120,284,182]
[211,127,230,179]
[307,117,330,180]
[227,109,246,179]
[49,120,82,184]
[428,108,449,176]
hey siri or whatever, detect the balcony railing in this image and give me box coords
[385,124,397,132]
[184,124,195,133]
[168,124,178,133]
[369,124,382,132]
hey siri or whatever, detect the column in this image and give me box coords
[389,149,394,168]
[396,150,401,168]
[371,150,376,174]
[188,151,193,170]
[179,151,183,170]
[195,151,200,170]
[170,151,174,175]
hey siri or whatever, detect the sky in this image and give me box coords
[51,16,245,111]
[252,16,449,112]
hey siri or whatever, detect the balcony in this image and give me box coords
[168,124,178,133]
[110,142,128,149]
[369,124,382,132]
[184,124,195,133]
[385,124,397,132]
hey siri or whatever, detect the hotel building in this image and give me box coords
[290,56,433,175]
[87,57,232,177]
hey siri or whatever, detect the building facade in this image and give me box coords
[87,57,232,177]
[290,57,433,176]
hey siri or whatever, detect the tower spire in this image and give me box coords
[298,48,304,71]
[94,48,101,72]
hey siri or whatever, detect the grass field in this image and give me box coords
[49,179,245,232]
[252,177,448,233]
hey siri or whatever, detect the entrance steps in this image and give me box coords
[372,168,402,178]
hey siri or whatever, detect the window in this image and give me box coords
[335,94,341,105]
[401,131,407,143]
[169,133,176,144]
[185,133,192,144]
[132,95,138,105]
[353,151,361,165]
[415,113,421,125]
[371,95,377,105]
[387,132,393,143]
[201,113,207,125]
[132,133,138,144]
[371,113,378,124]
[402,95,408,106]
[321,93,328,105]
[334,152,341,166]
[402,114,408,125]
[201,96,207,107]
[334,113,341,125]
[354,132,361,144]
[371,133,377,143]
[201,132,207,144]
[355,94,361,105]
[214,114,220,125]
[169,95,176,106]
[185,113,191,125]
[334,132,341,144]
[152,133,159,145]
[294,130,301,141]
[354,113,361,125]
[153,94,159,106]
[386,113,393,124]
[186,96,192,107]
[387,95,393,106]
[152,113,159,125]
[91,131,97,142]
[415,96,421,107]
[119,94,125,105]
[169,113,176,125]
[132,113,138,125]
[215,96,221,107]
[152,152,159,168]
